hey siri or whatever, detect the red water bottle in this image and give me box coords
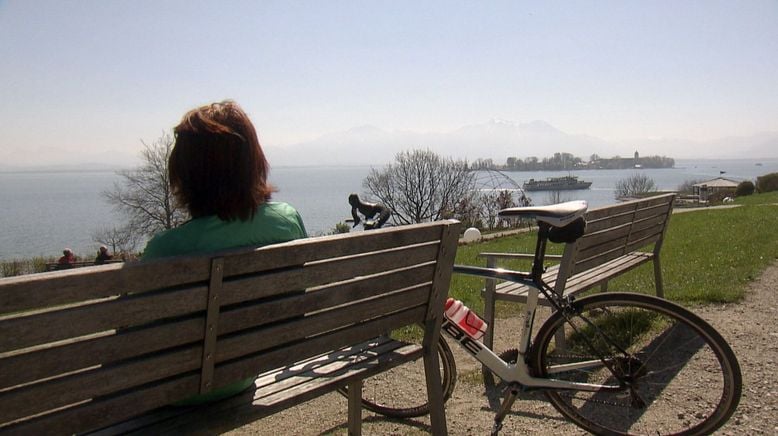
[444,298,488,341]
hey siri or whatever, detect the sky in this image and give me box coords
[1,0,777,167]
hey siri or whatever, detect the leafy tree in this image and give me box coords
[104,132,189,237]
[756,173,778,193]
[735,180,755,197]
[614,173,657,199]
[363,149,475,224]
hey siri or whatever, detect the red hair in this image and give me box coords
[170,101,273,220]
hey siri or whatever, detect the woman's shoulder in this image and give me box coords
[258,202,307,236]
[262,201,299,213]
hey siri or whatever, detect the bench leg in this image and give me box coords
[482,280,498,385]
[347,380,362,436]
[653,257,665,299]
[423,325,449,435]
[482,261,498,385]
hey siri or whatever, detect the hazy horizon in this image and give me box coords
[2,1,777,168]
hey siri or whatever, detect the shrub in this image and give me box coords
[330,222,351,234]
[735,181,755,197]
[1,260,23,277]
[707,191,730,205]
[756,173,778,193]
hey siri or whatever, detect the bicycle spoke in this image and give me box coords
[531,293,741,435]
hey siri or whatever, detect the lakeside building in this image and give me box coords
[692,177,740,202]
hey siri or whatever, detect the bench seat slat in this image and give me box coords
[486,252,653,304]
[88,337,422,436]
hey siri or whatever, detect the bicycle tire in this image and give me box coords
[338,334,457,418]
[530,292,741,435]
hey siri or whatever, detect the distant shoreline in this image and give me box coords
[2,157,777,174]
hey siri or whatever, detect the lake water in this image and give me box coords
[1,158,776,261]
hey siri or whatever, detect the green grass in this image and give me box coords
[449,191,778,316]
[0,256,54,277]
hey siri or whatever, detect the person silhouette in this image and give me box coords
[57,248,76,269]
[94,246,113,264]
[348,193,391,229]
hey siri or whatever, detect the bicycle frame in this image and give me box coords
[445,265,621,393]
[444,221,623,393]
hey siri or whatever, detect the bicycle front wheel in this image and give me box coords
[530,293,741,435]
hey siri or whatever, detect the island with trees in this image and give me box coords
[470,151,675,171]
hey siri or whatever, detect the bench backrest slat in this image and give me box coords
[0,225,448,315]
[0,220,460,434]
[0,265,436,390]
[564,193,675,279]
[0,283,208,353]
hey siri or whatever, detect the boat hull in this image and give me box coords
[522,176,592,191]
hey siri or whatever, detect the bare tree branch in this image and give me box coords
[364,149,474,225]
[103,132,189,237]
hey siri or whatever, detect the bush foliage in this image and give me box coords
[756,172,778,193]
[735,180,755,197]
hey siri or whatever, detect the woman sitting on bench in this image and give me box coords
[142,100,308,404]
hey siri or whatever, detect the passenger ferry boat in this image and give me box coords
[522,175,592,191]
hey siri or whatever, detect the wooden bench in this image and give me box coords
[0,220,460,435]
[481,193,675,349]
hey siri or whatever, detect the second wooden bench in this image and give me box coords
[481,193,675,349]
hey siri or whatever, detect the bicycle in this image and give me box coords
[350,200,742,435]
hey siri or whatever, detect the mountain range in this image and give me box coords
[264,120,778,167]
[2,120,777,170]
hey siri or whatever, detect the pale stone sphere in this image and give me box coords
[462,227,482,243]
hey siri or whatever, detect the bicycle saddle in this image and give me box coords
[499,200,588,228]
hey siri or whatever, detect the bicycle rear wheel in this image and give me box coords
[338,333,457,418]
[530,293,741,435]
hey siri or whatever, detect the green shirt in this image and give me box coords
[142,201,307,405]
[143,202,307,259]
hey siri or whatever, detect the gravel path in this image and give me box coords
[227,261,778,435]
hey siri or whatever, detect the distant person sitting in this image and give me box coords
[143,100,307,406]
[348,193,391,229]
[57,248,76,269]
[94,246,113,264]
